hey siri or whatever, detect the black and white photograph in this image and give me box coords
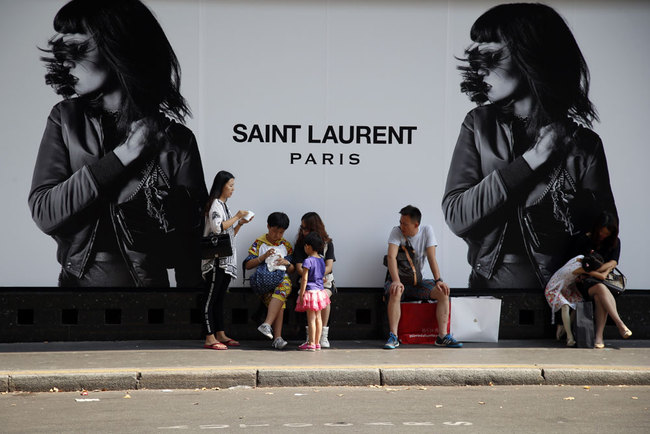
[1,0,647,290]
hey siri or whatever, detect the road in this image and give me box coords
[2,385,649,433]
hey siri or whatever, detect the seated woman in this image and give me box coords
[293,212,336,348]
[544,254,599,347]
[573,212,631,348]
[243,212,295,350]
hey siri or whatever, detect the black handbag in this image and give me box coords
[200,233,233,259]
[115,160,197,267]
[383,241,422,287]
[602,267,627,296]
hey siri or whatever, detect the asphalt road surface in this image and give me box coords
[2,385,649,433]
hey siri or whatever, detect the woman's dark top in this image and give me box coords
[575,235,621,298]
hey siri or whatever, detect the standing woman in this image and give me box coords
[294,212,336,348]
[442,3,617,289]
[29,0,207,287]
[203,171,252,350]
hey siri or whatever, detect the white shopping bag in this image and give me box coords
[450,296,502,343]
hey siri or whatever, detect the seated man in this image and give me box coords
[384,205,462,349]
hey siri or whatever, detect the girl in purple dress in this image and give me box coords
[295,232,330,351]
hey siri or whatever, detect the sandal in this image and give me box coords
[203,342,228,350]
[220,339,240,347]
[594,343,605,349]
[622,329,632,339]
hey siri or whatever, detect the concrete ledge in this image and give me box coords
[542,368,650,386]
[1,376,7,392]
[257,368,380,387]
[138,369,257,390]
[9,372,137,392]
[381,368,544,386]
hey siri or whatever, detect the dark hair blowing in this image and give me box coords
[204,171,234,216]
[400,205,422,224]
[41,0,190,131]
[458,3,598,134]
[296,212,331,246]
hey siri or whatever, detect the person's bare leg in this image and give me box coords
[430,288,449,337]
[387,290,403,335]
[561,305,575,346]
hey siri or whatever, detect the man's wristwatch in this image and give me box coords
[434,278,444,284]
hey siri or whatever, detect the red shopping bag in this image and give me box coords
[398,301,450,344]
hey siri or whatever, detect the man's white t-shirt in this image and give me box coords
[388,224,438,273]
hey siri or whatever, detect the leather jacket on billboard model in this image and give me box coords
[442,105,617,287]
[29,98,208,287]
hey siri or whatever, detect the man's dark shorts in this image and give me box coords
[384,279,436,301]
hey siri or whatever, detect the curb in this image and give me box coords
[381,368,544,386]
[4,365,650,392]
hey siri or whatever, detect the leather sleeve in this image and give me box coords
[441,110,534,237]
[579,132,617,219]
[28,104,100,235]
[171,129,208,288]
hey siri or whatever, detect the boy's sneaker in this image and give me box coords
[257,323,273,340]
[298,342,316,352]
[272,337,288,350]
[383,332,400,349]
[435,334,463,348]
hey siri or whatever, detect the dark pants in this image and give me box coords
[204,266,232,335]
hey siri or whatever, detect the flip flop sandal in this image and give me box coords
[220,339,240,347]
[203,342,228,350]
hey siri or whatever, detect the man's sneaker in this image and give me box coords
[257,323,273,340]
[272,337,288,350]
[383,332,400,349]
[435,334,463,348]
[298,342,316,352]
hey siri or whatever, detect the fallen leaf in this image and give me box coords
[583,386,590,390]
[123,393,131,399]
[265,392,274,395]
[632,397,638,400]
[337,394,344,397]
[563,397,575,401]
[478,401,485,405]
[418,387,428,391]
[489,382,494,386]
[435,405,443,408]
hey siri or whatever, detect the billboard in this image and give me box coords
[1,0,649,289]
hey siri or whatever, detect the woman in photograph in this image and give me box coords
[29,0,207,287]
[442,3,617,289]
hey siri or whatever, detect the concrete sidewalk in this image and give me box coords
[1,339,649,392]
